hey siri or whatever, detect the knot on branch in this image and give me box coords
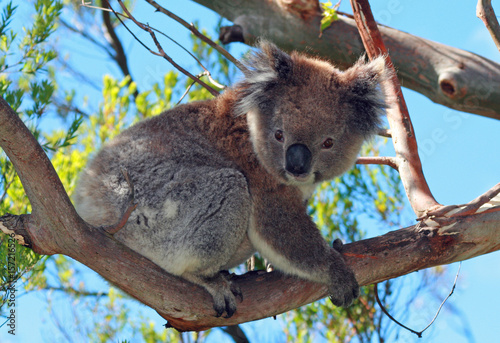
[438,68,467,99]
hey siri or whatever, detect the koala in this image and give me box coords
[74,41,388,318]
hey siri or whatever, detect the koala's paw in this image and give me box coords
[211,271,243,318]
[328,256,360,307]
[183,271,242,318]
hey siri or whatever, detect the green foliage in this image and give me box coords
[135,70,180,119]
[184,25,238,102]
[320,1,340,37]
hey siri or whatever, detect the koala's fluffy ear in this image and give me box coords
[236,40,293,116]
[340,56,391,137]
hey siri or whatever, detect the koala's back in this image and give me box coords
[74,96,254,276]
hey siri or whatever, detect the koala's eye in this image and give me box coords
[322,138,334,149]
[274,130,284,143]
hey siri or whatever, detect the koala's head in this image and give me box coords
[236,41,389,186]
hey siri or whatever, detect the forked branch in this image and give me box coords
[2,85,500,331]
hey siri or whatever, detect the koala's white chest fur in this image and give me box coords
[298,183,317,202]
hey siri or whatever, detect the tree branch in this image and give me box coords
[1,95,499,332]
[476,0,500,53]
[115,0,220,96]
[349,0,439,217]
[194,0,500,121]
[101,0,139,98]
[356,156,398,171]
[144,0,246,72]
[81,0,221,97]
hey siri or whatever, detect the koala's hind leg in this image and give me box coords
[151,167,251,317]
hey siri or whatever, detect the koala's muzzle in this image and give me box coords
[286,144,312,176]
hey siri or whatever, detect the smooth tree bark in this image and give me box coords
[191,0,500,121]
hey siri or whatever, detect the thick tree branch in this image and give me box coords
[194,0,500,121]
[1,96,499,332]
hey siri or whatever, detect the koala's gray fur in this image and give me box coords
[74,41,389,318]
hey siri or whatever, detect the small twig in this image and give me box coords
[80,0,118,12]
[90,0,219,97]
[82,1,229,92]
[448,182,500,217]
[101,202,137,235]
[374,283,422,337]
[356,156,399,170]
[177,80,197,106]
[144,0,247,73]
[377,128,392,138]
[419,263,461,333]
[476,0,500,53]
[116,0,219,96]
[174,69,226,105]
[374,262,461,338]
[417,182,500,224]
[101,0,138,98]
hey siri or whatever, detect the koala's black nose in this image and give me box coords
[286,144,312,176]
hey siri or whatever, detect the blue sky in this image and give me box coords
[2,1,500,342]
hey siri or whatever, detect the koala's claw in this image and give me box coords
[231,282,244,303]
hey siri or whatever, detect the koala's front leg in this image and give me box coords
[249,187,359,307]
